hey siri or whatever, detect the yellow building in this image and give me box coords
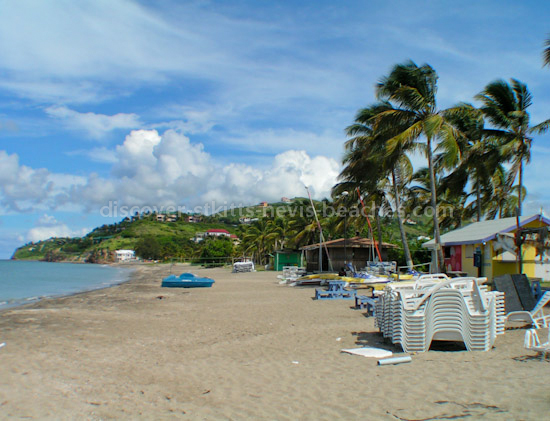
[422,214,550,281]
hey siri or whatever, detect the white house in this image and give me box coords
[115,249,135,261]
[206,229,231,237]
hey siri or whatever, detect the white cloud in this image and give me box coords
[0,129,340,215]
[200,150,339,207]
[0,150,86,213]
[69,129,340,211]
[26,214,89,242]
[0,0,361,110]
[45,106,142,139]
[0,1,230,102]
[2,125,550,224]
[0,2,179,76]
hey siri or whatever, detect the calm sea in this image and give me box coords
[0,260,133,310]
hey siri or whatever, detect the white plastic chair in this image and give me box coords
[376,276,504,352]
[507,291,550,328]
[524,328,550,360]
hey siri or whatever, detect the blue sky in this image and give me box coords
[0,0,550,258]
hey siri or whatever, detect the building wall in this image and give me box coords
[459,243,490,278]
[274,252,303,271]
[434,218,550,280]
[493,243,537,278]
[490,219,547,279]
[485,242,494,279]
[115,250,135,261]
[461,244,476,276]
[304,246,391,272]
[460,238,545,281]
[444,245,462,271]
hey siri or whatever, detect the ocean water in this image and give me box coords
[0,260,133,310]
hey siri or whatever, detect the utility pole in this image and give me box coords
[341,191,349,264]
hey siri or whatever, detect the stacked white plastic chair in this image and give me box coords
[279,266,306,283]
[232,261,255,273]
[375,275,505,352]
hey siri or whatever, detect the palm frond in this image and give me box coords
[386,121,423,153]
[530,118,550,134]
[544,35,550,67]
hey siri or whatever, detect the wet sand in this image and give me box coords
[0,264,548,420]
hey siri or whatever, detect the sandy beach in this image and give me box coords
[0,264,548,420]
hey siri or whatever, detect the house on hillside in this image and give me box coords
[239,217,259,224]
[165,214,177,222]
[300,236,397,272]
[193,232,206,243]
[155,213,177,222]
[115,249,135,261]
[422,214,550,281]
[193,229,232,243]
[184,215,202,223]
[206,229,231,237]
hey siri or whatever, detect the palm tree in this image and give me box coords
[475,79,550,216]
[267,217,292,250]
[342,103,415,269]
[287,199,322,249]
[241,219,274,265]
[442,104,503,222]
[543,35,550,67]
[331,182,390,252]
[387,155,415,269]
[405,167,467,231]
[484,166,523,219]
[374,61,459,272]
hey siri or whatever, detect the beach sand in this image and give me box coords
[0,264,548,420]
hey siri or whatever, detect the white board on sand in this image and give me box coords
[341,347,392,358]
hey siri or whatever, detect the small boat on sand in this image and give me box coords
[161,273,215,288]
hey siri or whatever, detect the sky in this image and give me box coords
[0,0,550,258]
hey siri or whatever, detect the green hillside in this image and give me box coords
[12,198,435,266]
[12,214,238,263]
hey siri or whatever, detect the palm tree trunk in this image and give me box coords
[391,169,413,269]
[427,137,445,273]
[476,175,482,222]
[518,160,523,217]
[517,160,524,273]
[375,202,383,255]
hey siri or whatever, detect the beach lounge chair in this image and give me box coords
[506,291,550,328]
[524,328,550,360]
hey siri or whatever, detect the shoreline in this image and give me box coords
[0,264,548,419]
[0,260,140,313]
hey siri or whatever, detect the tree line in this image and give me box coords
[240,40,550,271]
[335,57,550,272]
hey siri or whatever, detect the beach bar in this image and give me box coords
[300,236,397,272]
[422,214,550,281]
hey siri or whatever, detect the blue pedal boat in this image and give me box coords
[161,272,215,288]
